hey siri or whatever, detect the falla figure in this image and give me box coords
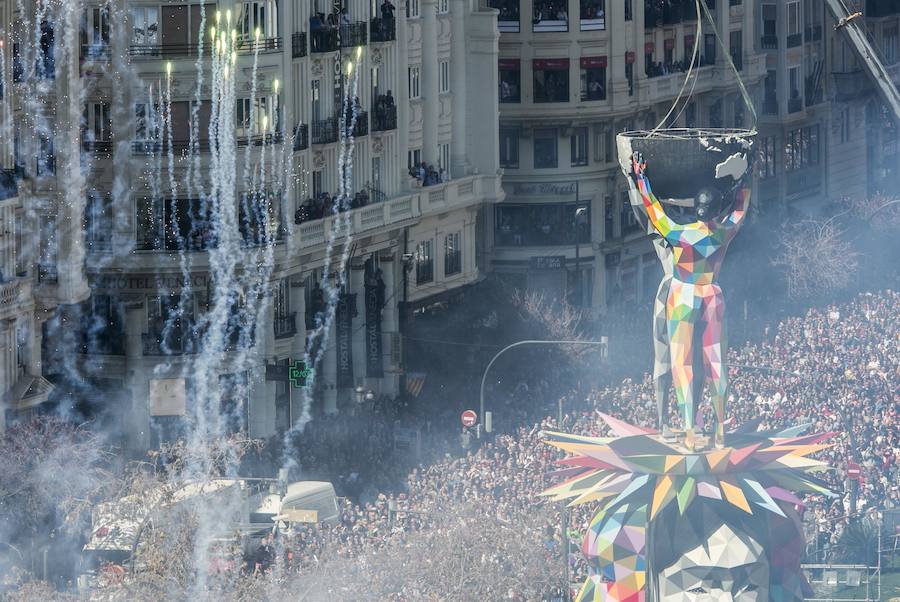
[628,150,751,450]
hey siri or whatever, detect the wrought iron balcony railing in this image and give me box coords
[0,169,18,201]
[81,139,113,153]
[350,111,368,137]
[370,17,396,42]
[274,312,298,339]
[372,105,397,131]
[340,22,368,47]
[311,117,339,144]
[129,37,281,58]
[292,32,308,58]
[131,133,281,155]
[310,29,339,53]
[293,123,310,151]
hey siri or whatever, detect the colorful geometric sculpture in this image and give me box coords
[542,414,835,601]
[617,130,755,450]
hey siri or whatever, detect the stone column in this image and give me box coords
[26,313,41,376]
[449,0,470,176]
[289,281,307,361]
[1,207,13,278]
[55,1,89,305]
[0,319,10,398]
[0,319,10,430]
[124,297,149,451]
[397,0,411,187]
[421,0,439,164]
[110,0,136,255]
[590,191,605,314]
[249,287,275,438]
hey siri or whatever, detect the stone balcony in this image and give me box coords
[638,53,766,107]
[85,174,503,272]
[294,174,501,250]
[0,277,33,321]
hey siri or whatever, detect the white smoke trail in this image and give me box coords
[290,50,363,433]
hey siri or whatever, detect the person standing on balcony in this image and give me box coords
[381,0,395,21]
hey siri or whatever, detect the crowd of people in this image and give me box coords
[534,69,569,102]
[408,162,445,187]
[532,0,568,23]
[645,56,711,78]
[372,92,397,131]
[308,0,395,50]
[490,0,520,21]
[309,8,353,52]
[240,290,899,596]
[578,2,605,20]
[293,188,377,224]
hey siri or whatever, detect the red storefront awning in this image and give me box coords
[625,51,636,64]
[498,58,521,70]
[644,42,655,54]
[664,38,675,50]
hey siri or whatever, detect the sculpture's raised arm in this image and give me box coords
[718,185,751,237]
[630,152,683,243]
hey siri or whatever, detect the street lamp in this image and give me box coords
[355,385,365,405]
[478,339,609,435]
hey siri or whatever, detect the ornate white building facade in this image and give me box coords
[0,0,502,450]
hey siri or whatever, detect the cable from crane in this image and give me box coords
[645,0,758,140]
[646,0,703,136]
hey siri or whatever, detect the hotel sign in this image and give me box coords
[510,182,577,197]
[93,273,209,291]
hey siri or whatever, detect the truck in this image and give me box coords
[79,478,338,590]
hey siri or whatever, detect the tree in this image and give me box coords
[0,418,261,598]
[258,503,565,602]
[85,435,261,599]
[0,419,116,586]
[771,218,860,300]
[839,195,900,231]
[510,289,595,363]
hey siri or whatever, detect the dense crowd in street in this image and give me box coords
[253,289,899,594]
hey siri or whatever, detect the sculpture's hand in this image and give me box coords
[631,151,646,179]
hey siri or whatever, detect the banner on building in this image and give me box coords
[336,293,354,389]
[149,378,187,416]
[406,372,427,397]
[365,284,384,377]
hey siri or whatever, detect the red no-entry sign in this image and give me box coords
[461,410,478,427]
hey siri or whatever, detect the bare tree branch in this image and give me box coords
[771,218,860,300]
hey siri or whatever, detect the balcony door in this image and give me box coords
[311,80,322,122]
[161,6,188,50]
